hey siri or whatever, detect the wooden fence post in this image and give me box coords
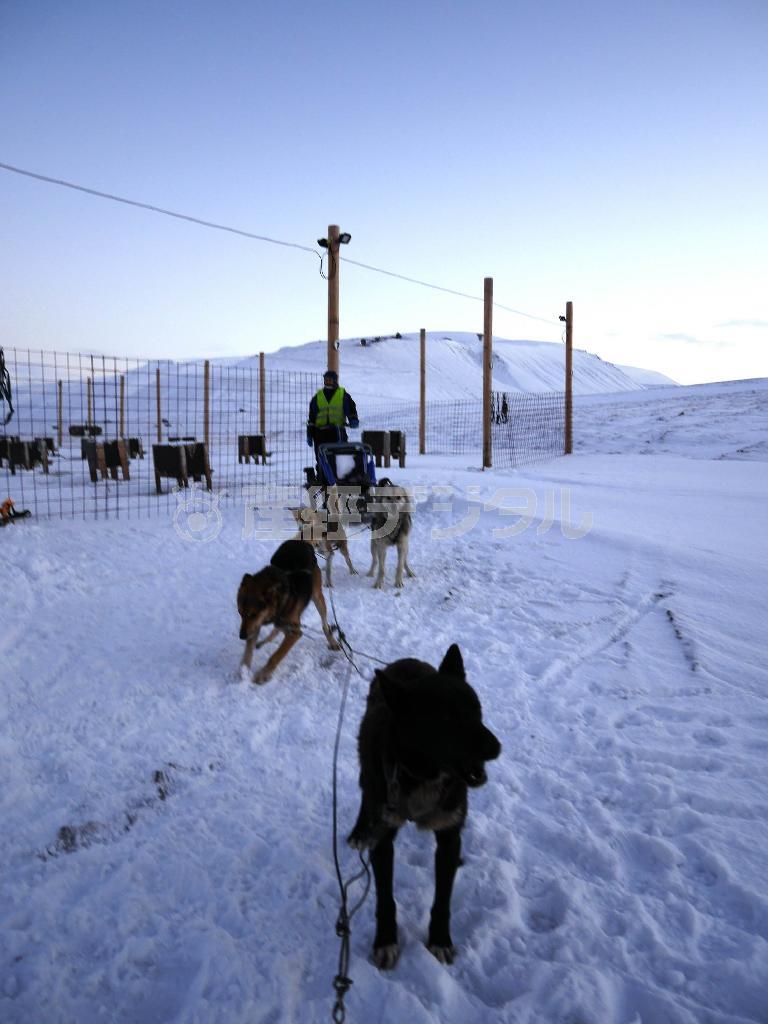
[156,366,162,443]
[203,360,210,449]
[565,301,573,454]
[89,355,95,427]
[419,329,426,455]
[87,377,93,427]
[327,224,340,375]
[119,375,125,437]
[259,352,266,437]
[57,380,63,449]
[482,277,493,469]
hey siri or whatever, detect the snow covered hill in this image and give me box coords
[0,334,675,447]
[219,332,677,401]
[616,362,677,388]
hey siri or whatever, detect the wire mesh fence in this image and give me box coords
[362,392,565,466]
[0,347,565,522]
[361,397,483,455]
[491,391,566,470]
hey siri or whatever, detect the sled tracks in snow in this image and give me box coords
[538,585,700,689]
[38,760,222,861]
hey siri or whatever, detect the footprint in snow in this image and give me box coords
[525,880,568,933]
[692,728,727,748]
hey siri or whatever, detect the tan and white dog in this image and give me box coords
[365,478,416,589]
[291,505,358,588]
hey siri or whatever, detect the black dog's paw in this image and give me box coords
[427,942,457,965]
[346,827,373,851]
[372,943,400,970]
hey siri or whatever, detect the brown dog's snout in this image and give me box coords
[239,613,259,640]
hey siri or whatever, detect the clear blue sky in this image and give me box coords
[1,0,766,384]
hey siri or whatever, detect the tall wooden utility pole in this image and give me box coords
[565,301,573,454]
[327,223,340,375]
[419,328,426,455]
[482,277,493,468]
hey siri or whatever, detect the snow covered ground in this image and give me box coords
[2,379,767,1024]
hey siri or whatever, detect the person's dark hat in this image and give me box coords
[323,369,339,384]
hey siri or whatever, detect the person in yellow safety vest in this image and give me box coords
[307,370,359,459]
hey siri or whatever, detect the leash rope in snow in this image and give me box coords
[330,650,371,1023]
[328,586,366,678]
[301,585,390,671]
[328,588,372,1023]
[303,619,390,670]
[334,635,389,669]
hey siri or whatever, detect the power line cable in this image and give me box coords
[1,160,558,327]
[0,161,319,257]
[340,256,557,326]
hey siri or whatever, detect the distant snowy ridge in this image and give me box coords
[218,332,677,401]
[616,362,678,388]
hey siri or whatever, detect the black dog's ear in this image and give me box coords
[374,668,405,713]
[439,644,465,679]
[239,573,252,589]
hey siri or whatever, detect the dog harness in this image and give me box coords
[370,509,407,544]
[314,387,346,428]
[266,565,313,635]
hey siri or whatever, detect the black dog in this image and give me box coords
[347,644,501,968]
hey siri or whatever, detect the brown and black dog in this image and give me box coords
[237,539,339,684]
[348,644,500,969]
